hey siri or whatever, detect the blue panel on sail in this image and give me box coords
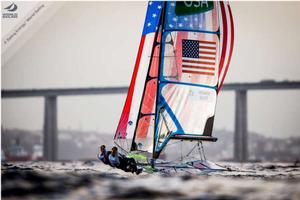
[164,1,219,32]
[142,1,164,35]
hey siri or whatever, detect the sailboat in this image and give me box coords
[114,1,234,173]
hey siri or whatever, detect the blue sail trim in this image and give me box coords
[161,80,217,90]
[156,133,175,152]
[160,95,184,132]
[164,29,219,35]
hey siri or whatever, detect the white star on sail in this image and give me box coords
[152,13,157,18]
[147,22,151,27]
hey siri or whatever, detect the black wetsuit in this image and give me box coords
[118,154,138,173]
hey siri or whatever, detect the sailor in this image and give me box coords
[108,146,120,167]
[97,145,111,166]
[109,146,142,175]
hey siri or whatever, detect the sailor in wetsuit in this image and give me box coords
[108,146,142,175]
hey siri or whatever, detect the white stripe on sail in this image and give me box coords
[199,43,217,48]
[182,62,215,67]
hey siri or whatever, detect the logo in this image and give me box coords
[175,1,214,16]
[3,3,18,18]
[4,3,18,12]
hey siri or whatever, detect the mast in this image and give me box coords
[153,1,167,159]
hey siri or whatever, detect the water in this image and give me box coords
[2,161,300,200]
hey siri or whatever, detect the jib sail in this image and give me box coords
[114,1,163,153]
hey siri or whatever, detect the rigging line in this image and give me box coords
[158,112,165,143]
[197,141,207,161]
[170,32,180,80]
[122,139,127,155]
[197,141,203,161]
[167,142,202,163]
[160,108,171,133]
[114,140,128,154]
[180,141,183,161]
[185,143,198,158]
[200,141,207,161]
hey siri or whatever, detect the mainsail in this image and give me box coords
[115,1,234,159]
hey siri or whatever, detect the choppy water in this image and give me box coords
[2,161,300,200]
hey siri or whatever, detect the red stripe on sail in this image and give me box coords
[199,40,216,45]
[199,51,216,55]
[115,36,146,139]
[182,70,215,76]
[136,116,153,139]
[199,56,216,60]
[218,1,228,77]
[218,3,234,93]
[137,79,157,138]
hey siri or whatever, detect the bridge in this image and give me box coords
[2,81,300,162]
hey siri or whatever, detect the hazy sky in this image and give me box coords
[2,2,300,138]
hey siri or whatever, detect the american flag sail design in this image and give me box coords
[182,39,217,76]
